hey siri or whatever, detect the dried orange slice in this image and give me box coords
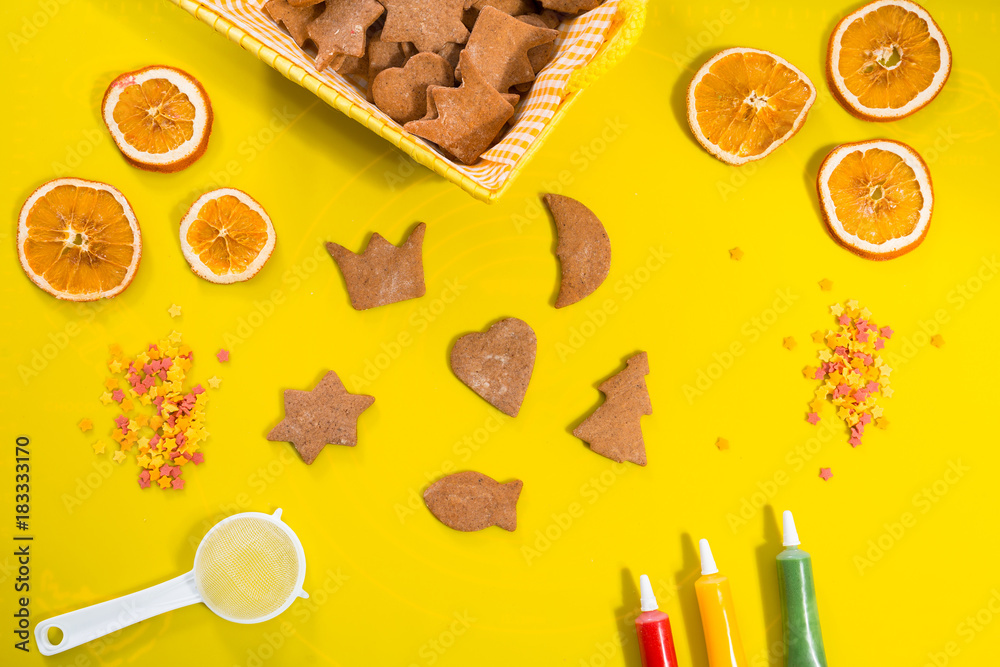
[828,0,951,121]
[180,189,276,284]
[102,65,213,172]
[17,178,142,301]
[817,140,932,260]
[687,47,816,165]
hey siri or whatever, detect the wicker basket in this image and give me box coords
[166,0,647,202]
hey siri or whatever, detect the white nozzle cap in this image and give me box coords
[782,510,800,547]
[699,539,719,575]
[639,574,658,612]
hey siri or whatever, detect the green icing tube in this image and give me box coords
[777,511,827,667]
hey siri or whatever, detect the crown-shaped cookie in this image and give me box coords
[326,223,426,310]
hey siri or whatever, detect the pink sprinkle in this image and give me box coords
[838,315,851,325]
[148,343,158,351]
[193,385,205,395]
[806,412,820,425]
[865,381,879,393]
[159,464,173,476]
[848,435,862,447]
[216,349,230,363]
[143,364,154,375]
[875,339,885,350]
[176,433,186,446]
[112,389,125,402]
[856,319,868,331]
[158,370,167,381]
[880,326,894,338]
[857,332,869,343]
[150,434,161,446]
[191,452,205,465]
[813,368,825,380]
[172,478,186,490]
[860,413,872,425]
[114,415,129,429]
[161,357,173,369]
[138,476,150,489]
[819,467,833,481]
[834,346,848,357]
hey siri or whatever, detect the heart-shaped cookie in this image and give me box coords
[450,317,536,417]
[372,52,456,124]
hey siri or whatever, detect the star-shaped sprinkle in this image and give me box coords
[172,478,186,490]
[308,0,384,69]
[931,334,944,347]
[830,303,844,316]
[108,360,122,373]
[267,371,375,464]
[208,376,222,389]
[880,326,893,338]
[158,476,173,489]
[871,405,884,418]
[112,450,126,463]
[168,304,182,318]
[818,278,833,291]
[783,336,797,350]
[715,437,729,451]
[168,331,183,344]
[78,418,93,432]
[92,441,106,454]
[846,299,859,310]
[380,0,469,53]
[216,349,229,363]
[876,416,889,429]
[819,467,833,481]
[729,247,744,261]
[100,392,113,406]
[405,52,516,164]
[811,330,825,344]
[460,6,557,92]
[806,412,820,425]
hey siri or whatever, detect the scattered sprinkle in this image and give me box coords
[805,301,891,448]
[729,247,744,261]
[818,278,833,291]
[876,416,889,429]
[92,441,106,454]
[168,304,183,318]
[78,418,93,432]
[931,334,944,348]
[819,467,833,481]
[216,349,229,363]
[208,376,222,389]
[783,336,797,350]
[715,437,729,451]
[95,332,209,491]
[811,330,825,344]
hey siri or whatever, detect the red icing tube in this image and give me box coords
[635,574,679,667]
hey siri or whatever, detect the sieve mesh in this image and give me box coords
[194,516,300,621]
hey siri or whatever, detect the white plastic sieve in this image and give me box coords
[34,509,308,656]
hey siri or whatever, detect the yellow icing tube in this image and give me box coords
[695,539,749,667]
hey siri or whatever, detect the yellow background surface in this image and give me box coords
[3,1,1000,666]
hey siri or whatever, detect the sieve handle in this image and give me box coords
[34,569,203,656]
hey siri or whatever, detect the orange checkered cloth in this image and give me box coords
[194,1,622,191]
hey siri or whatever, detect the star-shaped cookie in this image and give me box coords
[267,371,375,464]
[307,0,385,70]
[404,51,516,164]
[460,6,558,92]
[379,0,470,53]
[263,0,322,46]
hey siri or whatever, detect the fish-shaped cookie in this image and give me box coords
[423,471,523,532]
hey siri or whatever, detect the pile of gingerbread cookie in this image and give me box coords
[267,194,652,533]
[263,0,604,164]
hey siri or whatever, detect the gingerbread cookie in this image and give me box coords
[459,6,557,92]
[372,52,455,124]
[379,0,470,53]
[263,0,322,47]
[367,31,417,98]
[544,193,610,308]
[540,0,602,13]
[307,0,384,69]
[424,471,523,532]
[573,352,651,466]
[267,371,375,464]
[326,223,426,310]
[405,52,516,164]
[450,317,536,417]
